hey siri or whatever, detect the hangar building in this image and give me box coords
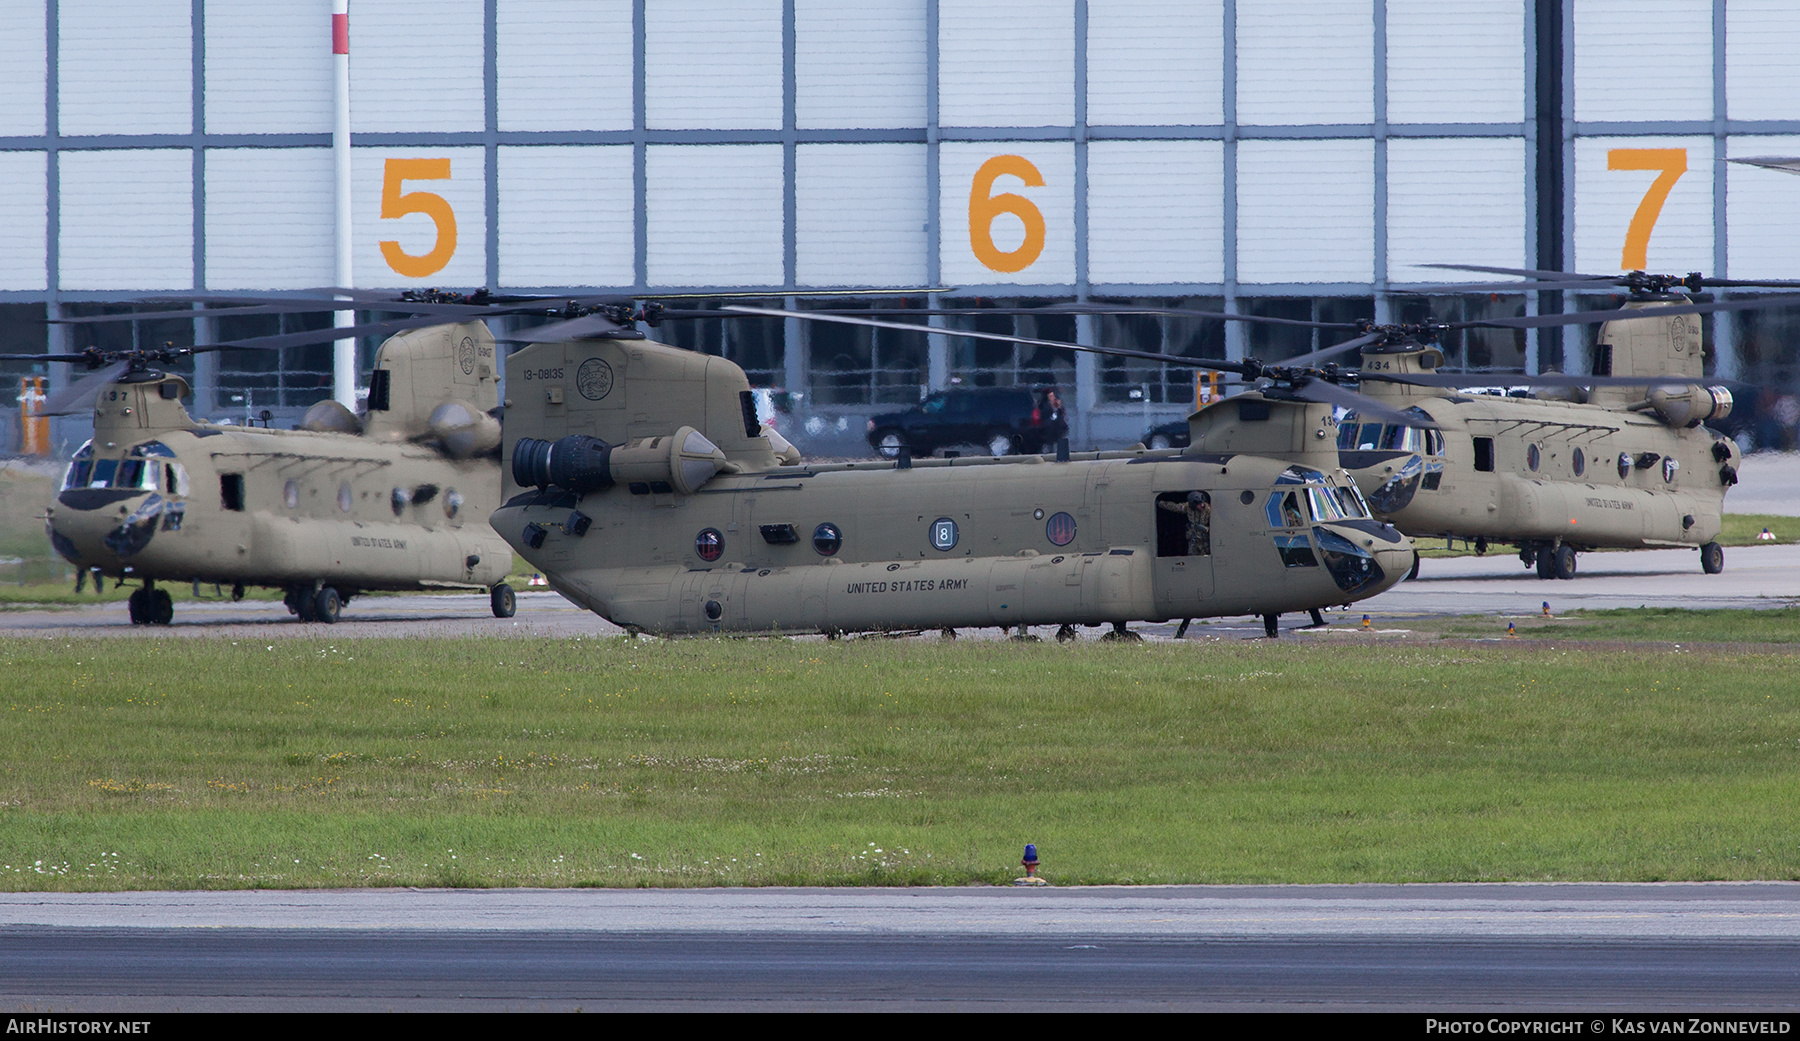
[4,1,1800,452]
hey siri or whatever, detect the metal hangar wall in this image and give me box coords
[3,1,1800,452]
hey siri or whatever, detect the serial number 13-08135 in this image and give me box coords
[520,368,565,381]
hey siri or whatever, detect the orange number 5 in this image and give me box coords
[969,156,1046,273]
[379,158,458,278]
[1607,148,1686,271]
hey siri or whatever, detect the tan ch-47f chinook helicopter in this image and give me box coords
[26,317,517,625]
[1027,269,1800,581]
[491,307,1420,640]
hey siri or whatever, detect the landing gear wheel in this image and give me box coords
[1407,553,1421,581]
[1263,613,1280,639]
[1553,545,1578,580]
[986,432,1015,457]
[1010,624,1038,642]
[1056,623,1078,643]
[490,583,517,618]
[939,627,957,641]
[1535,545,1555,580]
[149,589,173,626]
[127,588,148,625]
[231,582,245,602]
[1101,621,1142,642]
[312,586,341,624]
[1701,541,1724,575]
[874,430,905,459]
[295,587,318,622]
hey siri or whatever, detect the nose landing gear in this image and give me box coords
[126,584,173,626]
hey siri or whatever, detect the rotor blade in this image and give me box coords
[42,361,130,416]
[1040,302,1364,330]
[1366,370,1740,390]
[1284,379,1437,427]
[0,353,91,363]
[1403,278,1630,294]
[1727,156,1800,176]
[1275,331,1384,367]
[511,314,638,342]
[636,286,953,300]
[215,315,464,352]
[725,305,1252,374]
[1465,293,1800,330]
[1418,263,1618,282]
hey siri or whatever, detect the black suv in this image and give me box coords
[867,387,1064,458]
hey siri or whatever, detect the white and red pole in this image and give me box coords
[331,0,356,409]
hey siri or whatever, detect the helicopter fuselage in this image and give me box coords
[492,447,1414,636]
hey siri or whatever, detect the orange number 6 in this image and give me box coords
[379,158,458,278]
[969,155,1046,274]
[1607,148,1686,271]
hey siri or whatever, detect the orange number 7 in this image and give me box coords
[379,158,458,278]
[1607,148,1686,271]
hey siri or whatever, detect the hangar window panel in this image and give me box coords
[499,146,635,288]
[350,0,484,133]
[938,142,1076,287]
[1086,0,1223,127]
[1236,140,1374,284]
[799,296,929,406]
[1571,136,1713,276]
[1385,0,1524,124]
[1087,141,1224,285]
[1386,138,1526,285]
[646,0,782,131]
[204,0,333,134]
[1387,293,1527,373]
[1727,137,1800,278]
[350,146,488,289]
[938,0,1074,128]
[60,150,193,291]
[211,308,334,411]
[498,0,633,132]
[0,152,47,292]
[646,145,784,286]
[1727,1,1800,122]
[796,144,928,287]
[59,0,191,136]
[0,2,46,136]
[940,298,1077,396]
[1241,297,1374,364]
[1093,296,1226,405]
[795,0,927,130]
[205,148,334,290]
[1572,1,1711,122]
[1236,1,1373,126]
[662,302,788,391]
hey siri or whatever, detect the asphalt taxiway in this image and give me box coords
[4,885,1798,1011]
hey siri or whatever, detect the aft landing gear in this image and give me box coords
[1056,623,1079,642]
[126,584,172,626]
[286,583,348,623]
[1101,621,1142,642]
[1263,613,1280,639]
[1701,541,1724,575]
[490,583,517,618]
[1528,542,1576,580]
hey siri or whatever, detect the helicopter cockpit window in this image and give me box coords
[163,463,188,497]
[129,441,176,459]
[1330,477,1372,519]
[88,459,119,488]
[62,442,95,490]
[1267,490,1306,529]
[111,460,157,491]
[1338,420,1438,456]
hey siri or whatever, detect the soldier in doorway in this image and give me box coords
[1158,490,1211,556]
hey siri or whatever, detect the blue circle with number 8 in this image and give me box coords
[930,517,958,551]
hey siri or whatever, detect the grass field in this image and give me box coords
[2,631,1798,890]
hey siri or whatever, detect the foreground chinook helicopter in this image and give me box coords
[491,313,1416,639]
[30,322,516,624]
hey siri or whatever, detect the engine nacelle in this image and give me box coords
[512,426,727,496]
[427,400,502,458]
[1644,384,1732,428]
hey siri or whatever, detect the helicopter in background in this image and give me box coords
[25,320,516,624]
[1031,269,1800,578]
